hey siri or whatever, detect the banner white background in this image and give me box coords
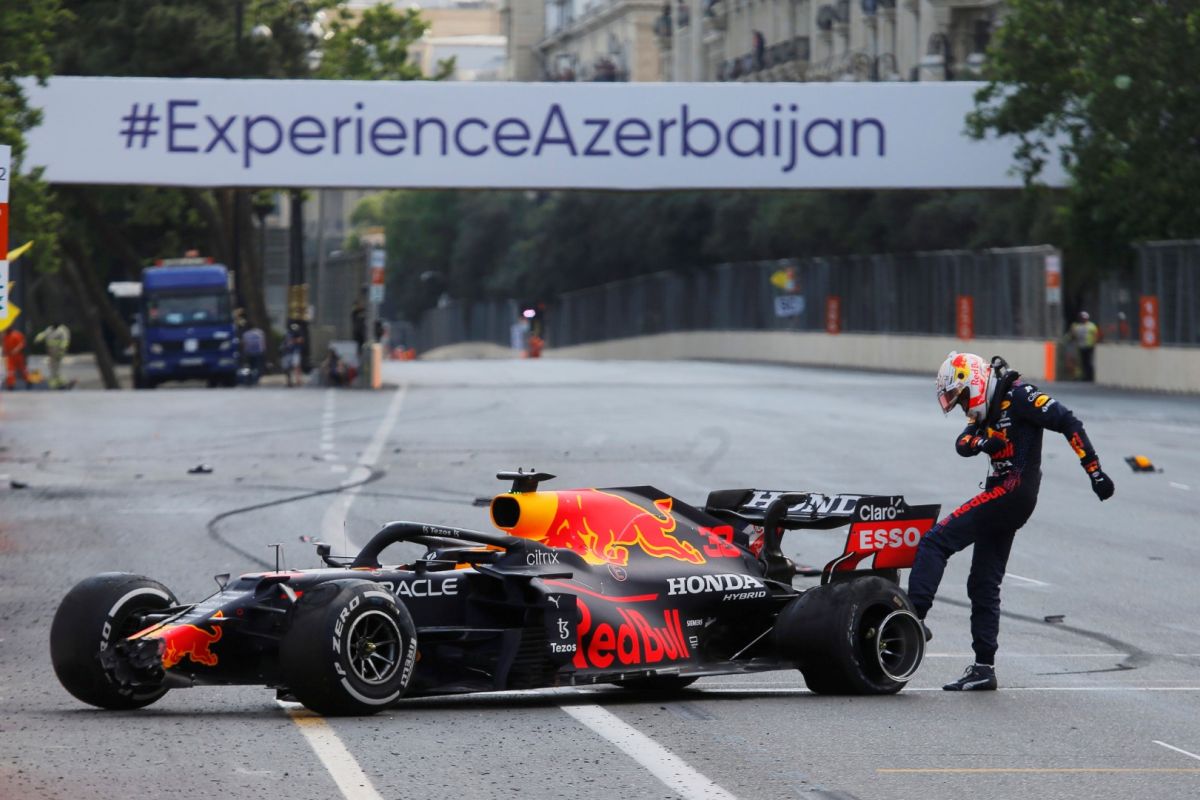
[21,77,1065,190]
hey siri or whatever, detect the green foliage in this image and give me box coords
[968,0,1200,267]
[315,3,452,81]
[1,0,70,271]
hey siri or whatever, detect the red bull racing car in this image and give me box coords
[51,471,939,716]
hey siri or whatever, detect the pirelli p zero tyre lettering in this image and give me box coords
[50,572,178,710]
[773,576,924,695]
[281,580,417,716]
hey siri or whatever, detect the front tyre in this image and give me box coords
[50,573,178,710]
[281,580,417,716]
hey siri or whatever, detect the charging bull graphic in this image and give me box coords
[505,489,706,566]
[134,623,223,669]
[549,491,704,566]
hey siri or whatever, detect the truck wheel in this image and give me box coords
[50,573,177,709]
[774,577,925,695]
[612,675,698,693]
[281,580,417,716]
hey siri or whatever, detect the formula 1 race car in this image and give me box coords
[51,471,940,716]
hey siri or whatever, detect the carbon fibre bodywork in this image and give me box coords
[89,474,941,702]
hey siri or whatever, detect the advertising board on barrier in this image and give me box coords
[1,144,9,321]
[20,78,1066,190]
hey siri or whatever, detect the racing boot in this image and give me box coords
[943,663,997,691]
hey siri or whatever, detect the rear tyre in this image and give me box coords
[281,580,417,716]
[50,573,178,709]
[612,675,698,693]
[775,577,924,695]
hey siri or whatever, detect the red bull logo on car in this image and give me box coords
[573,598,689,669]
[502,489,706,566]
[133,623,223,669]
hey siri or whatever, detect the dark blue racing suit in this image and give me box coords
[907,378,1103,665]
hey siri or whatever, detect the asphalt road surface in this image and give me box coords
[2,359,1198,800]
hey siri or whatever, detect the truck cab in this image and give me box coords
[133,262,239,388]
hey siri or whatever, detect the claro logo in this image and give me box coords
[854,527,923,552]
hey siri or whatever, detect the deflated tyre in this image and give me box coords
[774,576,924,695]
[281,580,417,716]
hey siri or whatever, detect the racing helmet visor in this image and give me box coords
[937,385,967,414]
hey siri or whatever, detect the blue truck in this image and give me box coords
[133,262,239,388]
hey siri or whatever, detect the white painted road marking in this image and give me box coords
[281,384,409,800]
[1004,572,1050,586]
[559,703,737,800]
[279,703,386,800]
[1154,740,1200,762]
[695,686,1200,694]
[320,384,407,548]
[1169,482,1190,491]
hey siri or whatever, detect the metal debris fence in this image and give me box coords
[411,245,1063,353]
[1098,241,1200,346]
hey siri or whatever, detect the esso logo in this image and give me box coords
[855,526,922,552]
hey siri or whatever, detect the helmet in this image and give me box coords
[936,352,993,422]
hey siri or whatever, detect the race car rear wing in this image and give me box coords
[704,489,867,530]
[703,489,940,584]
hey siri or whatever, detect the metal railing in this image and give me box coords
[411,245,1062,353]
[1097,240,1200,346]
[550,246,1058,346]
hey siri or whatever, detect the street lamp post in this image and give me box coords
[232,1,246,309]
[863,0,879,81]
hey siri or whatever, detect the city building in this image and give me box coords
[407,0,507,80]
[500,0,546,80]
[534,0,668,81]
[521,0,1003,83]
[664,0,1003,82]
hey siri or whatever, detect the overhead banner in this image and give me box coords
[21,77,1065,190]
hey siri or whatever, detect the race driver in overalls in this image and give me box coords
[909,352,1115,691]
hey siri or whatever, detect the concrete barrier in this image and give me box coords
[545,331,1057,381]
[419,332,1199,393]
[420,341,518,361]
[1095,344,1200,393]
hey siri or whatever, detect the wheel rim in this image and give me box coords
[872,609,924,682]
[346,610,403,685]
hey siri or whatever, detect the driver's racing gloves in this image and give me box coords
[1083,458,1115,501]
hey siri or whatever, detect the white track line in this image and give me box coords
[283,385,408,800]
[1169,482,1190,491]
[321,384,407,548]
[280,704,386,800]
[695,687,1200,694]
[1154,740,1200,762]
[1004,572,1050,586]
[559,703,737,800]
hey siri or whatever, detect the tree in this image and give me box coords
[315,3,452,81]
[968,0,1200,271]
[42,0,444,381]
[1,1,69,278]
